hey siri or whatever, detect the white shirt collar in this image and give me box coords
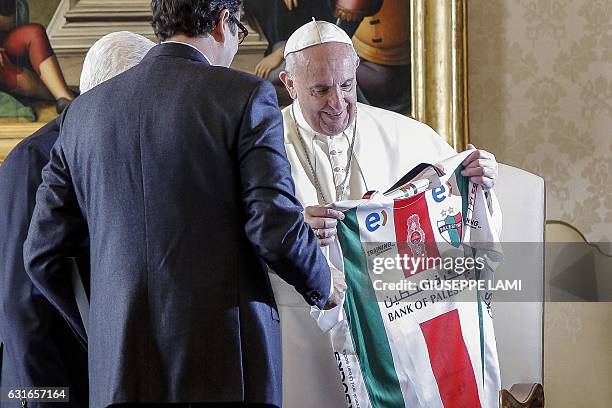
[163,40,212,65]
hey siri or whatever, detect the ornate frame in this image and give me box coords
[411,0,469,151]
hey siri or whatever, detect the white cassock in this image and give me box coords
[270,101,502,408]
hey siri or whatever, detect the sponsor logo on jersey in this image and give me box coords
[466,218,481,229]
[335,351,354,408]
[468,182,478,212]
[431,181,453,203]
[366,242,395,257]
[365,209,388,232]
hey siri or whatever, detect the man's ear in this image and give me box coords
[211,8,230,43]
[279,71,297,100]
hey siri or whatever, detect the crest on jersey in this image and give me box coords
[437,212,463,247]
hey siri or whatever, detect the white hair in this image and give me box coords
[80,31,156,93]
[284,51,302,79]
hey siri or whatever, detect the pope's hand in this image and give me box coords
[323,266,347,310]
[304,205,345,247]
[461,144,498,190]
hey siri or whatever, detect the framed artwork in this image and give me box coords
[0,0,71,163]
[1,0,470,163]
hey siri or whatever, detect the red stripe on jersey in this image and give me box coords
[420,309,482,408]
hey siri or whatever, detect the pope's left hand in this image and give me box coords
[460,144,498,190]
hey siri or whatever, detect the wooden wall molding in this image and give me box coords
[46,0,266,86]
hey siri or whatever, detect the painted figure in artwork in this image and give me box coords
[0,0,74,114]
[246,0,410,112]
[244,0,334,104]
[338,0,411,112]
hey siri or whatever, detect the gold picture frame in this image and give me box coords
[411,0,469,151]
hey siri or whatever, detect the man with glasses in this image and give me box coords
[23,1,337,407]
[231,14,250,45]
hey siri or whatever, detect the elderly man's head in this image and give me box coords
[280,22,359,136]
[80,31,156,93]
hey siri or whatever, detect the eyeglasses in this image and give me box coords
[230,15,248,45]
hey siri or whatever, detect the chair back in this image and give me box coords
[493,164,545,387]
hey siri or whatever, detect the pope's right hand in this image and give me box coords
[323,266,347,310]
[304,205,345,247]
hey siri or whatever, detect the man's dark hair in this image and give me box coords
[151,0,241,41]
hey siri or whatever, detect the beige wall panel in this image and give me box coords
[469,1,612,406]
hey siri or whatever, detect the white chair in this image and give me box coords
[493,164,545,407]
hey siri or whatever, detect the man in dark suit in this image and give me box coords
[0,32,155,408]
[0,119,88,408]
[23,1,336,407]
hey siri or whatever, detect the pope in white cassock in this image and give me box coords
[269,21,503,407]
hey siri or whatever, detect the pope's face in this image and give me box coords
[292,43,357,136]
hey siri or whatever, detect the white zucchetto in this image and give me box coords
[284,19,353,58]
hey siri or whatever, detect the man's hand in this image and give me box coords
[461,144,498,190]
[323,266,347,310]
[304,205,345,247]
[283,0,299,10]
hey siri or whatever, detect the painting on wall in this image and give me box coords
[0,0,72,124]
[0,0,469,162]
[244,0,411,113]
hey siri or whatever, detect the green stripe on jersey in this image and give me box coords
[454,165,486,382]
[337,208,405,407]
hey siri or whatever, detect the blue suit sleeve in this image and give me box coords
[0,144,76,389]
[237,80,331,308]
[23,136,88,347]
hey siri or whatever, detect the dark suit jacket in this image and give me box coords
[23,43,331,408]
[0,118,88,408]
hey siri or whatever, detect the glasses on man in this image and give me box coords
[230,15,249,45]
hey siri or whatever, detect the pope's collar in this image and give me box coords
[291,100,355,140]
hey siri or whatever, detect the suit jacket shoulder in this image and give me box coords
[2,118,60,170]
